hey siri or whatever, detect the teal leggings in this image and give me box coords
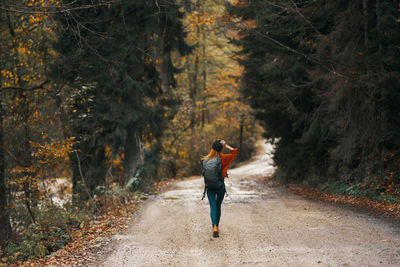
[207,187,225,226]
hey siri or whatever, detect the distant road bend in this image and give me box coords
[96,141,400,266]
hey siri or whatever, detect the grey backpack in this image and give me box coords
[202,156,224,190]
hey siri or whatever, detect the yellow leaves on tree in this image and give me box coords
[30,137,77,163]
[9,137,77,202]
[22,0,61,13]
[186,11,217,25]
[178,150,187,158]
[0,0,60,90]
[233,0,248,8]
[104,146,124,174]
[158,0,263,179]
[186,11,217,44]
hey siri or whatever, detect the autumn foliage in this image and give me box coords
[0,0,261,264]
[1,0,398,265]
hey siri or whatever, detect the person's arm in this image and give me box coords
[221,140,238,152]
[220,140,238,178]
[221,140,236,152]
[220,140,239,162]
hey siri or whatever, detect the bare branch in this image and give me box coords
[233,20,349,80]
[74,150,103,214]
[1,81,50,92]
[289,0,322,36]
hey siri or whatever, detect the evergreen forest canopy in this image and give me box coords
[228,0,400,193]
[0,0,399,263]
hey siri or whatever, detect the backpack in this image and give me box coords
[202,156,224,190]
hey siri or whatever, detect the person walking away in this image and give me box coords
[201,139,238,237]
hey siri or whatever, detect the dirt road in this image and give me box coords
[95,141,400,266]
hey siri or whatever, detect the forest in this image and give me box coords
[0,0,399,264]
[229,0,400,196]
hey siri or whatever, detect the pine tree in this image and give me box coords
[229,0,400,190]
[52,0,189,198]
[228,0,322,180]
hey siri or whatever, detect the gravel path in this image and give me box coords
[95,141,400,266]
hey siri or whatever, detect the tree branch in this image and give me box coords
[1,81,50,91]
[233,20,349,79]
[289,0,321,36]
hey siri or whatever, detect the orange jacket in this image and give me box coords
[220,149,239,179]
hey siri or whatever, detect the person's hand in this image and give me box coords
[220,140,226,147]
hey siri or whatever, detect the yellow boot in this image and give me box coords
[213,225,219,237]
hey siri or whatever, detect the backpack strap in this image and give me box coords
[201,186,207,200]
[200,159,206,200]
[216,155,221,169]
[200,159,205,176]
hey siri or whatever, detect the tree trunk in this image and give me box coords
[186,57,197,126]
[55,92,107,201]
[187,29,200,127]
[159,8,176,101]
[0,30,10,247]
[71,151,83,202]
[53,93,84,202]
[376,0,381,52]
[192,55,199,126]
[160,52,175,100]
[0,86,10,249]
[362,0,369,48]
[188,0,201,127]
[239,123,244,160]
[72,143,107,201]
[124,127,141,183]
[201,0,207,127]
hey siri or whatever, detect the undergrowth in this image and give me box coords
[273,170,400,204]
[318,181,400,204]
[2,187,152,264]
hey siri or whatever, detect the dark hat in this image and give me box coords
[212,139,223,152]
